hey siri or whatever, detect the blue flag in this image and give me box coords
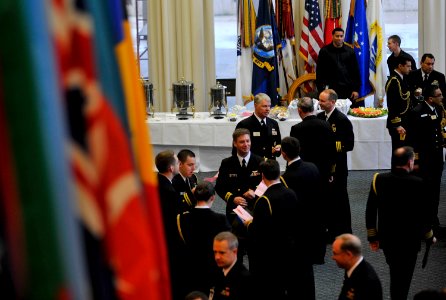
[345,0,373,103]
[252,0,280,106]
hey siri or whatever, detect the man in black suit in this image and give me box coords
[212,232,253,300]
[177,182,231,295]
[408,53,446,106]
[366,146,434,300]
[172,149,198,213]
[290,97,336,183]
[245,159,304,299]
[155,150,185,300]
[332,234,382,300]
[215,128,263,260]
[280,137,325,299]
[387,34,417,75]
[235,93,281,159]
[407,84,446,236]
[318,89,354,237]
[385,55,413,153]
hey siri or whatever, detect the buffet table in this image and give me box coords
[147,112,391,172]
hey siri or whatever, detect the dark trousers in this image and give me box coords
[327,174,352,238]
[388,128,408,155]
[383,247,418,300]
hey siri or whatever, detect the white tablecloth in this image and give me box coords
[148,112,391,172]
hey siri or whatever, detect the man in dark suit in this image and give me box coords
[155,150,185,300]
[407,84,446,236]
[385,55,413,153]
[245,159,304,299]
[235,93,281,159]
[387,34,417,75]
[408,53,446,106]
[332,234,382,300]
[215,128,263,260]
[172,149,198,213]
[177,182,231,295]
[280,137,325,299]
[366,146,434,300]
[318,89,354,237]
[212,232,253,300]
[290,97,336,183]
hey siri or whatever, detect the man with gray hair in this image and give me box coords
[212,232,253,300]
[332,234,382,300]
[235,93,281,159]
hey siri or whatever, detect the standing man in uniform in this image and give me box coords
[245,159,304,299]
[387,35,416,75]
[235,93,281,159]
[366,146,434,300]
[316,28,360,106]
[318,89,354,238]
[407,83,446,236]
[172,149,198,213]
[408,53,446,105]
[385,55,413,154]
[215,128,263,259]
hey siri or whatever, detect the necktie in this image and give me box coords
[260,119,265,127]
[186,178,191,189]
[326,114,329,121]
[424,74,429,81]
[242,158,247,168]
[433,107,438,117]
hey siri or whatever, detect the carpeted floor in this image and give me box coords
[197,169,446,299]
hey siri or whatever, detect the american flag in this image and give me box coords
[299,0,324,76]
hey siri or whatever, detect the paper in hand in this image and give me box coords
[233,205,253,223]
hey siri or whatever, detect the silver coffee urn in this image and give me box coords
[172,77,195,120]
[209,81,228,119]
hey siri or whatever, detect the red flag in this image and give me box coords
[50,0,168,298]
[299,0,324,91]
[324,0,342,45]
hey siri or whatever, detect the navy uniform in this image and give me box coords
[407,101,445,228]
[215,153,263,221]
[366,169,432,300]
[177,208,231,295]
[247,183,304,299]
[317,108,354,237]
[338,259,383,300]
[408,69,446,104]
[212,260,254,300]
[172,173,198,213]
[236,114,281,159]
[290,115,336,181]
[385,71,412,151]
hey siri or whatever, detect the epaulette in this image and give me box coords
[336,141,342,152]
[367,228,378,238]
[224,192,233,202]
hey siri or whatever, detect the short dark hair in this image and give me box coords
[392,146,414,168]
[396,55,411,68]
[298,97,314,113]
[332,27,344,35]
[185,291,208,300]
[259,159,280,180]
[155,150,175,173]
[388,34,401,46]
[423,81,441,99]
[177,149,195,163]
[214,231,239,250]
[281,137,300,160]
[232,128,250,142]
[193,181,215,202]
[421,53,435,63]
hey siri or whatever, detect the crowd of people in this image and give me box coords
[154,30,446,300]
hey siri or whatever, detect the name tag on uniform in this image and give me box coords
[431,115,437,120]
[229,173,238,178]
[272,129,277,135]
[253,131,261,136]
[421,114,428,118]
